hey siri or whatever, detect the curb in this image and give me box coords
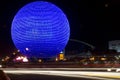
[0,70,10,80]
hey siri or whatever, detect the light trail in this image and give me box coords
[2,68,120,80]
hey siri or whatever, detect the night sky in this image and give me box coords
[0,0,120,56]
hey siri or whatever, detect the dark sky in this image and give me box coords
[0,0,120,56]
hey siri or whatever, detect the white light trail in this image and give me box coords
[3,68,120,80]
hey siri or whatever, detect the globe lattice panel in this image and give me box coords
[11,1,70,58]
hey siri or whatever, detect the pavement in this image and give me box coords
[1,68,120,80]
[0,70,10,80]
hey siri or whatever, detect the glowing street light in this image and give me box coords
[60,51,63,53]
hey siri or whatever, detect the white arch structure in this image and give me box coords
[69,39,95,50]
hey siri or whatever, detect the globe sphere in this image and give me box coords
[11,1,70,58]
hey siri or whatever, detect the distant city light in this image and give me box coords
[15,56,28,62]
[16,56,21,60]
[5,56,10,61]
[21,56,24,59]
[38,59,42,63]
[105,4,108,7]
[23,57,29,62]
[55,58,58,61]
[89,57,95,61]
[17,50,20,52]
[0,65,2,68]
[2,59,5,62]
[101,57,106,60]
[63,58,67,61]
[13,52,16,55]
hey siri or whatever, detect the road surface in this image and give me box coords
[1,68,120,80]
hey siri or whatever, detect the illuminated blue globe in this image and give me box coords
[11,1,70,58]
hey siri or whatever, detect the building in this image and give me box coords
[109,40,120,52]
